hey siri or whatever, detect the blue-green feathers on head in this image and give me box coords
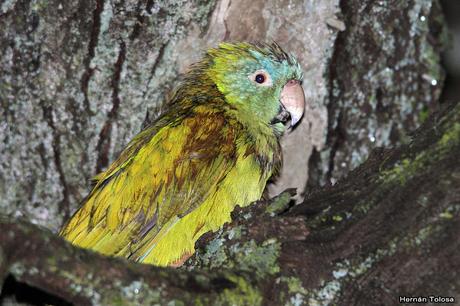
[178,42,304,125]
[207,42,303,122]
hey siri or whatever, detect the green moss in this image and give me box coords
[355,202,371,215]
[195,232,229,269]
[380,158,415,185]
[193,227,281,279]
[30,0,48,11]
[439,205,460,219]
[347,256,374,277]
[284,277,308,295]
[218,275,263,306]
[167,300,186,306]
[414,226,433,246]
[304,206,332,229]
[266,190,294,215]
[278,276,309,306]
[418,106,430,123]
[378,101,459,190]
[332,215,343,222]
[438,122,460,148]
[193,298,207,306]
[227,226,242,240]
[439,211,453,219]
[232,239,281,278]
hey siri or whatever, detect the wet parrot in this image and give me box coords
[60,42,305,267]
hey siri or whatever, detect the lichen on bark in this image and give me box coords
[0,0,218,231]
[308,0,448,187]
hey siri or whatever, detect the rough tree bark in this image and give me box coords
[0,0,456,305]
[0,100,459,305]
[307,0,447,187]
[1,0,446,229]
[0,0,340,229]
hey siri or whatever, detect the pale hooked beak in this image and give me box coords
[280,80,305,127]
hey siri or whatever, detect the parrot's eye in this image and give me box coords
[249,70,273,87]
[255,74,265,83]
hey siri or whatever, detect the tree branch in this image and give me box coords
[1,102,459,305]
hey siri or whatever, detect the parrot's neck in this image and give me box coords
[170,67,284,150]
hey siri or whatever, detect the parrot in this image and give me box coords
[59,42,305,267]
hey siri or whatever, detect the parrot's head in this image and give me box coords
[204,42,305,131]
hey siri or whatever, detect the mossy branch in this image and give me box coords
[1,102,458,305]
[0,218,250,305]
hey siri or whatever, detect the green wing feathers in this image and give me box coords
[60,106,276,266]
[59,42,304,267]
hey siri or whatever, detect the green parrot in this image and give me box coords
[60,42,305,267]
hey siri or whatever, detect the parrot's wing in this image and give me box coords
[60,108,240,259]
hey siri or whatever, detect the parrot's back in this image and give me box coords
[60,103,281,266]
